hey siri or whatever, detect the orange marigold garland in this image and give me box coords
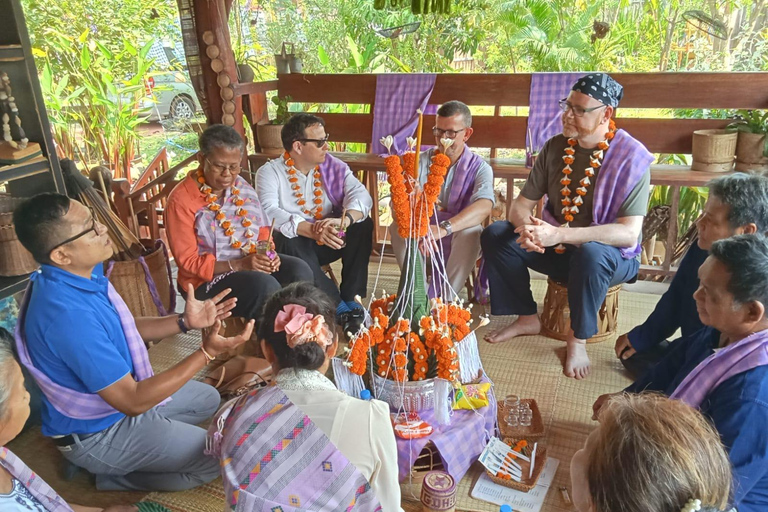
[554,119,617,254]
[197,169,257,253]
[283,151,324,220]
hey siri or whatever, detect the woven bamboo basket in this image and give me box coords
[256,124,285,156]
[540,279,620,343]
[498,398,545,440]
[486,439,547,492]
[106,240,174,318]
[0,196,38,277]
[400,442,444,502]
[691,129,737,173]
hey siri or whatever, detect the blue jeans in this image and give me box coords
[58,380,220,491]
[481,221,639,339]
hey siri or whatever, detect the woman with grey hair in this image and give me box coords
[0,328,137,511]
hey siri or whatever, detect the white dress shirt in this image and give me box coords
[256,157,373,238]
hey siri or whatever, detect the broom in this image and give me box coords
[60,159,142,261]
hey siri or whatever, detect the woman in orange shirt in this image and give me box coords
[166,125,313,322]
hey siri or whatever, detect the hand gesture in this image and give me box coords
[418,224,446,256]
[201,318,255,358]
[317,223,345,250]
[239,253,281,274]
[614,333,636,360]
[183,284,237,329]
[313,217,343,236]
[514,216,560,253]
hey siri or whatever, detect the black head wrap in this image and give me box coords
[571,73,623,108]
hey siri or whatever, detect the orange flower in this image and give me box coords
[562,167,572,175]
[242,218,252,227]
[289,177,298,183]
[215,212,225,221]
[297,199,306,206]
[314,212,323,220]
[394,354,407,367]
[197,176,206,184]
[221,220,231,229]
[286,159,295,166]
[224,227,235,236]
[234,199,244,206]
[231,240,242,249]
[564,214,574,222]
[561,198,572,206]
[563,156,574,165]
[209,203,221,212]
[313,190,323,197]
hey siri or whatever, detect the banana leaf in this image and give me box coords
[391,242,429,326]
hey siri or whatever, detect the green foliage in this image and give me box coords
[728,110,768,135]
[648,185,709,238]
[271,95,293,125]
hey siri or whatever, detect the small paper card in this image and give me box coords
[470,457,560,512]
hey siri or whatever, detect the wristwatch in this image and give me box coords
[177,314,190,334]
[439,220,453,236]
[345,212,355,229]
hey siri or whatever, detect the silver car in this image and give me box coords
[141,70,202,122]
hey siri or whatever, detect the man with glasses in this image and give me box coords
[482,73,653,380]
[12,192,254,491]
[166,124,313,324]
[256,113,374,335]
[390,100,494,298]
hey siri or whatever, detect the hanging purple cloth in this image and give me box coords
[318,153,348,214]
[527,73,583,155]
[371,74,436,155]
[671,329,768,408]
[14,272,167,421]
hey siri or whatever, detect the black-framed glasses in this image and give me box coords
[205,158,242,174]
[432,127,466,139]
[46,206,99,255]
[298,135,330,148]
[558,99,607,117]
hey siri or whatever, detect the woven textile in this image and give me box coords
[194,175,268,261]
[0,447,74,512]
[371,74,437,156]
[209,385,382,511]
[318,154,349,214]
[526,73,583,154]
[671,329,768,408]
[14,275,165,420]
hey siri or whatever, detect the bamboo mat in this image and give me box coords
[8,262,659,511]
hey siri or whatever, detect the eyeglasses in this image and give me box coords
[432,127,466,139]
[558,99,607,117]
[46,206,100,255]
[205,158,243,174]
[298,135,330,148]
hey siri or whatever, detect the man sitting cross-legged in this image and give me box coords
[593,234,768,512]
[481,73,652,379]
[390,100,494,298]
[256,113,374,336]
[616,172,768,378]
[12,193,253,491]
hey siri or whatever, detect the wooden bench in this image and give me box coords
[236,72,768,278]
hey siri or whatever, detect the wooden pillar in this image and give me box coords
[192,0,244,140]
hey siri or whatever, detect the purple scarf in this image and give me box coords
[671,329,768,408]
[527,73,584,154]
[318,154,348,214]
[0,447,73,511]
[371,74,436,156]
[14,274,164,420]
[542,129,652,259]
[207,385,382,511]
[194,175,268,261]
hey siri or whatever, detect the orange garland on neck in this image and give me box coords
[283,151,324,220]
[555,119,616,254]
[196,169,256,252]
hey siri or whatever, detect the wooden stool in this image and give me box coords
[539,279,621,343]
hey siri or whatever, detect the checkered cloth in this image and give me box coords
[672,329,768,408]
[0,447,74,511]
[318,153,348,214]
[396,378,496,483]
[14,272,166,420]
[526,73,583,154]
[371,74,437,156]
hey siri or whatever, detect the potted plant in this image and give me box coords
[728,109,768,173]
[256,95,292,156]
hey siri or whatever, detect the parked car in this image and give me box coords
[141,70,202,122]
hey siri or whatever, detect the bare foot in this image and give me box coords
[484,314,541,344]
[564,339,591,380]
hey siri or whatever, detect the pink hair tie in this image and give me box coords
[274,304,332,349]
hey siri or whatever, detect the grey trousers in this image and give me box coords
[57,380,221,491]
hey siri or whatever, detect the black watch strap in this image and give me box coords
[345,212,355,227]
[177,314,189,334]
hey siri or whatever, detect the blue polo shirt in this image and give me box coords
[24,265,131,436]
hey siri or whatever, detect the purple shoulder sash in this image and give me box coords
[319,154,348,213]
[444,147,484,215]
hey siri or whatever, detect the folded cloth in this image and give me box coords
[371,73,436,155]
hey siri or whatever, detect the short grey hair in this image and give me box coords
[437,100,472,128]
[198,124,244,156]
[710,234,768,308]
[0,328,16,419]
[707,173,768,233]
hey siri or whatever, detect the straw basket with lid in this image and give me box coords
[0,196,38,277]
[691,129,737,173]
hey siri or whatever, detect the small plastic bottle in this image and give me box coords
[360,389,372,401]
[500,505,513,512]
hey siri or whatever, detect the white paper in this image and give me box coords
[470,457,560,512]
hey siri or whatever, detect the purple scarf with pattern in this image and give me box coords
[207,385,382,511]
[542,129,652,259]
[14,272,164,420]
[371,74,437,156]
[318,154,348,215]
[0,447,73,511]
[671,329,768,408]
[194,175,268,261]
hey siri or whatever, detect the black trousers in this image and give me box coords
[274,217,373,303]
[481,221,639,339]
[194,254,313,321]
